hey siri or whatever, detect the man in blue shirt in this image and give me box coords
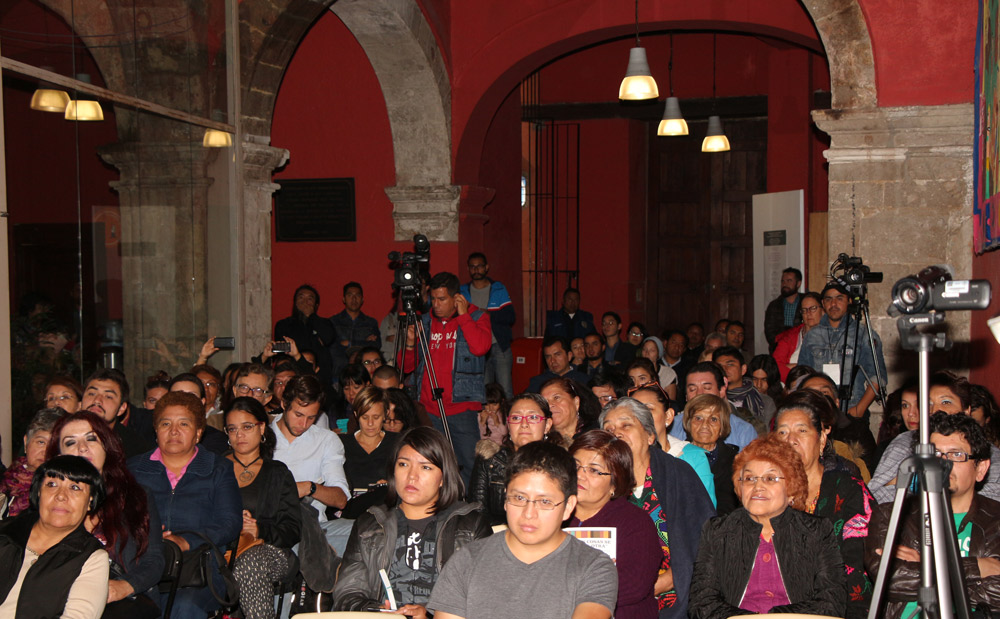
[460,252,516,398]
[670,361,759,450]
[544,288,596,341]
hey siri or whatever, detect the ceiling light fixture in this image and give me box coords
[657,34,688,136]
[619,0,658,101]
[702,34,730,153]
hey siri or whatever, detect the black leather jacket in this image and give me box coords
[332,501,492,611]
[467,442,510,525]
[866,493,1000,618]
[689,507,847,619]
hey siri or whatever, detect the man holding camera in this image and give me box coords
[404,271,492,488]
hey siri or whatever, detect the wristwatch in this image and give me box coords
[308,481,317,497]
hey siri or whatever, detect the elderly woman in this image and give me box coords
[682,395,739,515]
[774,389,874,619]
[631,386,716,505]
[568,430,662,619]
[224,397,300,619]
[0,455,109,618]
[334,427,492,616]
[689,435,847,619]
[43,375,83,413]
[1,407,65,518]
[540,377,600,447]
[469,393,563,525]
[128,391,242,617]
[48,410,164,618]
[600,397,715,619]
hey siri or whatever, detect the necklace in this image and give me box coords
[233,454,262,483]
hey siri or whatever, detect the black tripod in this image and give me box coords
[835,285,887,417]
[867,312,970,619]
[392,293,454,446]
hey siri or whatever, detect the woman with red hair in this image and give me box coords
[689,434,846,619]
[48,410,163,618]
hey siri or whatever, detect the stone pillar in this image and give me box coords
[385,185,462,241]
[98,141,215,392]
[240,140,289,356]
[812,104,975,388]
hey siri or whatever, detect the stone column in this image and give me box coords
[385,185,462,241]
[239,139,289,356]
[98,141,215,392]
[812,104,975,387]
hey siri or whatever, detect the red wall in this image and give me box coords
[271,11,457,328]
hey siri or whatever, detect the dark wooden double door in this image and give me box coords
[645,119,766,349]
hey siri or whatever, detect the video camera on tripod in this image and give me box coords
[830,253,883,299]
[388,234,431,312]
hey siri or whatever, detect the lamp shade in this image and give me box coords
[657,96,689,136]
[30,89,70,112]
[64,100,104,121]
[202,129,233,148]
[701,115,730,152]
[619,47,659,101]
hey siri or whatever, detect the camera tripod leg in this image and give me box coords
[409,315,454,448]
[868,469,915,619]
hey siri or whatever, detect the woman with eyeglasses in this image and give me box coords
[773,389,873,619]
[384,388,420,434]
[772,291,825,382]
[540,377,601,448]
[682,394,739,515]
[637,340,678,400]
[600,398,715,619]
[689,434,846,619]
[567,430,661,619]
[630,386,716,507]
[222,397,300,619]
[468,393,564,525]
[333,427,492,616]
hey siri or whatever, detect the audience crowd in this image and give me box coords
[2,258,1000,619]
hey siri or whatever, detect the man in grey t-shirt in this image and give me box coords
[428,442,617,619]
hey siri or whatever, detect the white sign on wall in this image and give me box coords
[752,190,805,356]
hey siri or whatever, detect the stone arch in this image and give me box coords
[799,0,877,109]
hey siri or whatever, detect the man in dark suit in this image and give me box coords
[544,288,596,340]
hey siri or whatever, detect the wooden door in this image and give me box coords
[646,119,766,350]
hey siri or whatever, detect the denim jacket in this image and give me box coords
[413,309,489,405]
[798,314,886,409]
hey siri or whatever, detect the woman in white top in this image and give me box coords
[0,455,109,619]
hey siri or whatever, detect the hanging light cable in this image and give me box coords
[658,33,688,136]
[619,0,659,101]
[702,33,730,152]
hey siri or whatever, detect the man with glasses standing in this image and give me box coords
[461,252,517,398]
[429,442,618,619]
[866,413,1000,618]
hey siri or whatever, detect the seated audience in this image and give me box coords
[772,291,824,382]
[540,377,600,448]
[128,391,242,616]
[333,363,371,431]
[875,381,919,463]
[192,363,224,419]
[264,361,299,416]
[478,383,508,446]
[428,442,618,619]
[223,397,301,619]
[1,407,64,518]
[142,372,171,412]
[671,362,759,450]
[970,383,1000,448]
[747,354,783,405]
[682,395,739,515]
[43,375,83,413]
[588,367,629,408]
[82,368,153,458]
[773,390,874,619]
[526,336,589,394]
[630,385,716,505]
[626,357,677,401]
[689,434,847,619]
[169,372,229,455]
[469,393,563,525]
[49,410,164,618]
[334,427,492,615]
[797,371,873,479]
[866,412,1000,618]
[712,346,771,432]
[601,397,715,618]
[638,337,678,400]
[0,455,110,618]
[356,345,385,376]
[568,430,661,618]
[384,387,421,434]
[341,386,398,492]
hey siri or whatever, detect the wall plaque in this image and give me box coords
[275,178,356,242]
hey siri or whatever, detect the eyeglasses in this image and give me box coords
[935,450,971,462]
[596,394,615,404]
[225,422,262,435]
[601,320,618,326]
[508,413,545,425]
[361,359,382,367]
[801,306,822,313]
[235,383,269,397]
[505,493,565,510]
[739,475,785,486]
[627,331,644,338]
[576,464,611,478]
[626,380,669,401]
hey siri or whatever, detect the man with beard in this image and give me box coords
[764,267,803,352]
[461,252,516,398]
[581,333,610,378]
[81,368,153,457]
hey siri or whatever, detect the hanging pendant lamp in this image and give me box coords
[701,34,730,152]
[64,100,104,121]
[657,35,688,136]
[30,88,70,112]
[619,0,658,101]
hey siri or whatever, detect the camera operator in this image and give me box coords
[402,271,492,488]
[799,282,886,457]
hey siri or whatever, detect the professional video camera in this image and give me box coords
[388,234,431,310]
[888,264,991,316]
[830,253,883,298]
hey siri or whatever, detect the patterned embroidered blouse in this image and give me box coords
[629,466,677,610]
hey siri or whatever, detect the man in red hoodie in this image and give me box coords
[404,271,492,487]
